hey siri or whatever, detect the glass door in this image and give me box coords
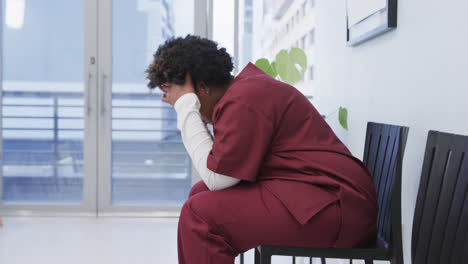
[97,0,203,216]
[0,0,98,214]
[0,0,208,216]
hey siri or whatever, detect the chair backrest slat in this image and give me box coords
[448,151,468,264]
[412,131,468,264]
[448,152,468,263]
[377,127,399,241]
[363,122,408,260]
[373,133,388,195]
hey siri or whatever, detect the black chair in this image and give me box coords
[411,131,468,264]
[244,122,409,264]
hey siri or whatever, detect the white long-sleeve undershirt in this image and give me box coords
[174,93,241,191]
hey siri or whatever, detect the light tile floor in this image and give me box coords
[0,217,179,264]
[0,217,378,264]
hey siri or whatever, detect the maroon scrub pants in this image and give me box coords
[177,181,341,264]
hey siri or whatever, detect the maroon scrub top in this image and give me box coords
[207,63,377,247]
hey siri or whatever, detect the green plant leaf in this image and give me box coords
[275,49,302,85]
[275,49,289,77]
[339,107,348,131]
[271,61,277,73]
[255,58,277,78]
[255,58,271,75]
[289,48,307,71]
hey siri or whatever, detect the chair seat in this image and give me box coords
[257,243,391,260]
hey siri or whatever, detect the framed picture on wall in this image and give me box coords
[346,0,397,46]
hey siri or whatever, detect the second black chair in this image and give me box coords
[411,130,468,264]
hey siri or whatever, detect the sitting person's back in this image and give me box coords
[208,62,378,248]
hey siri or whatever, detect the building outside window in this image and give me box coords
[309,65,314,81]
[310,0,315,9]
[309,28,315,46]
[301,35,307,50]
[240,0,317,97]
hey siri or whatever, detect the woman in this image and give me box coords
[146,35,377,264]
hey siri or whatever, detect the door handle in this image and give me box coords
[101,74,108,115]
[86,72,93,116]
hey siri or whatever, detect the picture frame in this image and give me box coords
[346,0,397,46]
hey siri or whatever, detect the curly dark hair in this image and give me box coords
[146,35,233,90]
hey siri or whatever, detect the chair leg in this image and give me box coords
[321,257,326,264]
[364,260,373,264]
[239,252,244,264]
[262,252,272,264]
[390,253,403,264]
[255,248,260,264]
[292,256,296,264]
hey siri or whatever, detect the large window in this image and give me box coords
[1,0,85,203]
[110,0,194,206]
[0,0,205,215]
[0,0,316,215]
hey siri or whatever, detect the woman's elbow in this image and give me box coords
[206,176,241,191]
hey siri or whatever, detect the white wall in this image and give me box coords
[313,0,468,263]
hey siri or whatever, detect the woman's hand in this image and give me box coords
[160,73,196,106]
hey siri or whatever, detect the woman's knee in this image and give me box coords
[189,181,209,198]
[179,195,211,230]
[181,191,216,226]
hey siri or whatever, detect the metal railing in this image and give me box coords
[1,90,191,180]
